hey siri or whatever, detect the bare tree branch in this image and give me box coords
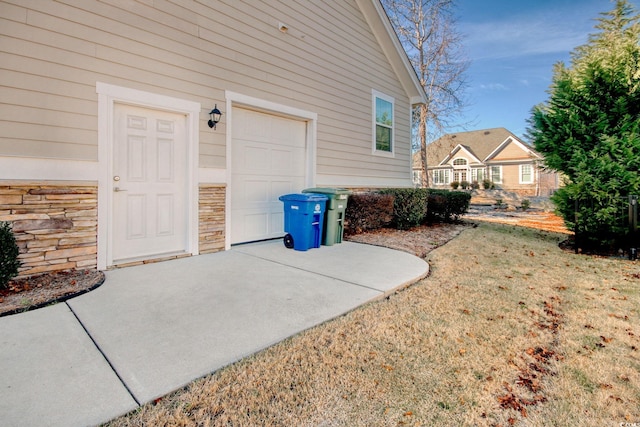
[382,0,470,186]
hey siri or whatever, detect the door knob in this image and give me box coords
[113,176,120,181]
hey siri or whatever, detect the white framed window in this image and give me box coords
[432,169,450,185]
[520,164,533,184]
[453,158,467,166]
[372,90,394,156]
[454,171,467,183]
[472,168,485,183]
[413,170,421,185]
[490,166,502,184]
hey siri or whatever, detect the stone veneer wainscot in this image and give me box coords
[0,182,228,276]
[199,184,226,254]
[0,182,98,278]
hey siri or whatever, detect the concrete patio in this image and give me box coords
[0,240,428,427]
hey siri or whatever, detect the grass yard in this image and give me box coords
[107,223,639,426]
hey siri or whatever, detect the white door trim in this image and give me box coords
[96,82,200,270]
[224,91,317,250]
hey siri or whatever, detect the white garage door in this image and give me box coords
[231,108,307,244]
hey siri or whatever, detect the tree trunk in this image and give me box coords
[420,104,429,187]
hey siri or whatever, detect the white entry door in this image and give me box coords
[231,108,306,244]
[112,104,188,264]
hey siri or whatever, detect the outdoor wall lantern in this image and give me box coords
[208,104,222,129]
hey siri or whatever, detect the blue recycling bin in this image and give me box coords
[278,193,328,251]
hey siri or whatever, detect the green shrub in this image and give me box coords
[447,191,472,220]
[0,222,21,289]
[450,181,460,190]
[495,199,505,209]
[482,179,493,190]
[427,190,471,222]
[471,181,480,190]
[460,181,470,190]
[520,199,531,211]
[379,188,429,230]
[344,192,394,235]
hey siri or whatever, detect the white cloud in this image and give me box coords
[459,4,598,61]
[479,83,508,91]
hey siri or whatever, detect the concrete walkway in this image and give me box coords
[0,241,428,427]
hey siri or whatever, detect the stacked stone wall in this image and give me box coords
[199,184,226,254]
[0,182,230,275]
[0,182,98,277]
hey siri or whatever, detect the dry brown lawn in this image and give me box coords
[107,223,640,426]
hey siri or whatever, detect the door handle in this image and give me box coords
[114,187,128,192]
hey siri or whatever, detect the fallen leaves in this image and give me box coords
[608,313,630,321]
[495,297,564,421]
[497,383,547,417]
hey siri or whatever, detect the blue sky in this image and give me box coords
[450,0,639,141]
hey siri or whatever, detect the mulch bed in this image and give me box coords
[0,269,105,317]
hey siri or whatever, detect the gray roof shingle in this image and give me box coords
[424,128,534,167]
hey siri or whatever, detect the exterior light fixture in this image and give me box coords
[208,104,222,129]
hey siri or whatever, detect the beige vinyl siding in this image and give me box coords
[499,163,535,191]
[1,0,413,182]
[502,164,519,186]
[493,141,530,161]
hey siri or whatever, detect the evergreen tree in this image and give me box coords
[528,0,640,249]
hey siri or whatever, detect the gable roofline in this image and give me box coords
[355,0,427,105]
[425,127,543,169]
[483,134,542,162]
[440,144,483,166]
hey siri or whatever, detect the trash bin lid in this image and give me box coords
[279,193,328,202]
[302,187,351,196]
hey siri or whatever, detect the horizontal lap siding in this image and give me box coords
[1,0,412,180]
[493,141,530,161]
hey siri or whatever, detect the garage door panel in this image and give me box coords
[272,117,306,147]
[231,107,307,244]
[231,211,268,242]
[240,145,270,172]
[271,211,284,234]
[244,179,269,203]
[271,148,306,174]
[230,177,268,205]
[234,109,271,142]
[271,180,296,200]
[233,144,304,177]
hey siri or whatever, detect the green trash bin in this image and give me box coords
[302,187,351,245]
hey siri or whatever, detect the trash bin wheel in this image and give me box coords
[283,233,294,249]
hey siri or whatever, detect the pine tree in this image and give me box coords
[528,0,640,250]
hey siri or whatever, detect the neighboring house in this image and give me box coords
[415,128,559,196]
[0,0,426,275]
